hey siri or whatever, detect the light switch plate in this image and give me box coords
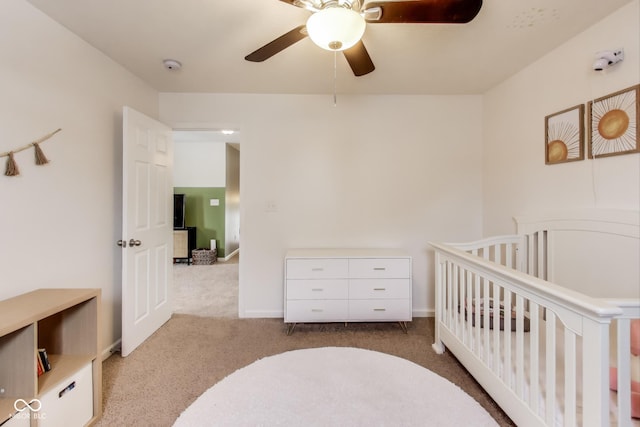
[265,200,278,212]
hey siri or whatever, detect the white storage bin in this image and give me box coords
[2,412,31,427]
[38,363,93,427]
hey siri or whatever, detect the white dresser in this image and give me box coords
[284,249,412,334]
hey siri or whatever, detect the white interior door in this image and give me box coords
[120,106,173,357]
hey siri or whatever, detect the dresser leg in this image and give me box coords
[399,321,408,334]
[286,323,297,335]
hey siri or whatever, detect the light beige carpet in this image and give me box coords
[172,258,238,318]
[173,347,499,426]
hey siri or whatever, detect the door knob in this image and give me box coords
[129,239,142,247]
[117,240,127,248]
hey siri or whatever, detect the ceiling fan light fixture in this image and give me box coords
[306,7,366,51]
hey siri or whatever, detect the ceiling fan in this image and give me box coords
[245,0,483,77]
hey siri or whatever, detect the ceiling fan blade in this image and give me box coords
[245,25,308,62]
[278,0,319,11]
[278,0,298,6]
[363,0,482,24]
[342,41,375,76]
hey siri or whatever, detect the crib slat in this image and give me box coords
[581,319,610,426]
[515,295,525,398]
[446,261,453,329]
[492,283,501,373]
[474,275,481,353]
[529,303,540,411]
[527,234,535,276]
[536,231,545,279]
[433,255,443,351]
[483,282,491,363]
[616,319,632,426]
[505,242,513,269]
[564,329,577,426]
[503,289,512,388]
[465,270,473,347]
[460,267,465,342]
[453,264,459,333]
[545,312,556,426]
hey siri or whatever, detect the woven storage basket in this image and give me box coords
[192,248,217,265]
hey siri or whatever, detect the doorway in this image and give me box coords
[171,130,240,318]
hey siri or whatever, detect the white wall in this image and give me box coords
[173,141,226,187]
[160,93,484,317]
[483,1,640,236]
[0,0,159,354]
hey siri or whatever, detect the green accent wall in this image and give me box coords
[174,187,226,257]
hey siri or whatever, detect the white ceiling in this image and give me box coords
[25,0,632,95]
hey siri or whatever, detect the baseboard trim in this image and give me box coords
[102,339,121,361]
[240,309,283,318]
[220,248,239,262]
[413,308,434,318]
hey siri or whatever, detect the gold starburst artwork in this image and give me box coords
[589,84,639,158]
[545,104,584,164]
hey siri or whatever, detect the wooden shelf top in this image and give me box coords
[0,288,100,337]
[37,354,95,396]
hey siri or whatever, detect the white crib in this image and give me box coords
[431,210,640,426]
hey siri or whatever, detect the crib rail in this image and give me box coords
[431,240,633,427]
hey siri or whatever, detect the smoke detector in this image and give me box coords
[163,59,182,71]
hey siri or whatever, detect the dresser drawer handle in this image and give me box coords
[373,267,386,271]
[311,268,324,272]
[373,308,386,312]
[311,309,324,312]
[373,288,386,291]
[311,288,324,292]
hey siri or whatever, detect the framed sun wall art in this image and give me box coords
[545,104,585,165]
[588,84,639,158]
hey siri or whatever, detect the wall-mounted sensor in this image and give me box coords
[163,59,182,71]
[593,49,624,71]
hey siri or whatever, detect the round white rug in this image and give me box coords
[174,347,498,426]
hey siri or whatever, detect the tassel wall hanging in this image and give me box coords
[5,152,19,176]
[1,128,61,176]
[33,142,49,165]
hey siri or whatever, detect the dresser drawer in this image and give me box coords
[348,258,410,279]
[286,300,348,322]
[286,279,348,300]
[349,279,411,299]
[349,299,412,321]
[286,259,348,279]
